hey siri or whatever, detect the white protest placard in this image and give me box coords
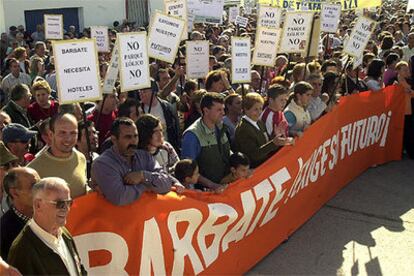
[279,11,314,54]
[235,15,249,28]
[252,27,281,67]
[148,12,185,64]
[228,7,239,23]
[165,0,188,40]
[408,0,414,12]
[320,3,341,33]
[343,16,376,58]
[103,43,119,94]
[257,5,282,29]
[117,32,151,92]
[188,0,224,24]
[231,37,251,84]
[90,26,109,52]
[186,40,209,79]
[44,14,63,40]
[53,39,102,104]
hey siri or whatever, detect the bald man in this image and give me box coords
[8,177,86,275]
[27,113,87,198]
[1,167,40,260]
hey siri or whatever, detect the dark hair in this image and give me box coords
[110,117,135,138]
[135,114,160,150]
[229,152,250,168]
[381,35,394,50]
[184,80,197,94]
[6,58,18,69]
[200,92,224,114]
[77,120,94,141]
[367,59,386,80]
[321,60,337,73]
[49,113,77,132]
[293,81,314,95]
[224,94,241,111]
[385,52,400,66]
[10,84,30,101]
[205,70,223,91]
[321,72,338,94]
[3,170,19,199]
[174,159,198,183]
[267,84,289,100]
[118,99,139,119]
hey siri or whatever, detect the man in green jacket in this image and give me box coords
[8,177,87,275]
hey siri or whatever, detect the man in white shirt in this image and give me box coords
[7,177,86,275]
[402,32,414,62]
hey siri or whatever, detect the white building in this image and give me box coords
[0,0,127,34]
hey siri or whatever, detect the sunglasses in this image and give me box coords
[44,199,73,209]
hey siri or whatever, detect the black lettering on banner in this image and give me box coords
[127,41,140,50]
[293,18,304,25]
[352,41,360,49]
[289,38,300,45]
[194,47,202,51]
[265,12,274,18]
[129,69,142,78]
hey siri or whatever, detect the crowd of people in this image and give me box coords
[1,0,414,274]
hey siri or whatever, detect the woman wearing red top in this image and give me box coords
[27,79,59,123]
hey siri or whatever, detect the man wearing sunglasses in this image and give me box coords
[7,177,86,275]
[1,167,39,260]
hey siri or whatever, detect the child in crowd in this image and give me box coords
[220,152,250,184]
[174,159,200,190]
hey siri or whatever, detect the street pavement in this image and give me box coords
[248,157,414,276]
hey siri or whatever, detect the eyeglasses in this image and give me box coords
[44,199,73,209]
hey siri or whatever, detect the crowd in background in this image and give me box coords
[1,0,414,274]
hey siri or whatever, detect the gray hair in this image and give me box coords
[32,177,70,199]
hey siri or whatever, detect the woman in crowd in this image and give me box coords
[205,69,233,94]
[384,53,400,85]
[12,47,29,74]
[136,114,179,173]
[260,84,290,138]
[29,56,45,82]
[284,82,313,137]
[27,79,59,123]
[365,59,386,92]
[394,61,414,158]
[233,92,291,168]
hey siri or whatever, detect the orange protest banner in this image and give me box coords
[67,85,406,275]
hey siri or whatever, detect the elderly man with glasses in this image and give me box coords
[7,177,87,275]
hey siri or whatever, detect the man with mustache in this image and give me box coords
[91,117,175,205]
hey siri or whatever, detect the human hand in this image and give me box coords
[175,66,185,77]
[273,136,292,146]
[214,184,228,194]
[123,171,144,185]
[273,124,287,138]
[172,183,186,194]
